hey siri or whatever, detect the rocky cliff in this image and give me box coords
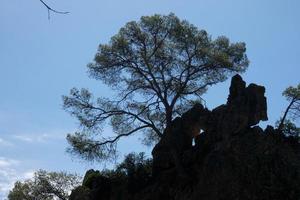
[70,75,300,200]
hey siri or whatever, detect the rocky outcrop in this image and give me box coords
[70,75,300,200]
[152,103,208,177]
[152,74,268,176]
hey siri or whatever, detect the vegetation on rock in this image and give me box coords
[63,13,249,162]
[277,83,300,139]
[69,76,300,200]
[8,170,81,200]
[70,153,152,200]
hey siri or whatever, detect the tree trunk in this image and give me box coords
[278,98,295,133]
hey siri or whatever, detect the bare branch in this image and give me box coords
[278,98,296,132]
[39,0,69,19]
[95,125,150,146]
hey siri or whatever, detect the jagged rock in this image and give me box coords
[152,74,268,176]
[207,75,267,137]
[227,74,268,126]
[70,75,300,200]
[151,103,209,176]
[74,169,112,200]
[69,186,91,200]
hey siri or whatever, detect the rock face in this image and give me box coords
[152,74,268,176]
[70,75,300,200]
[152,103,209,177]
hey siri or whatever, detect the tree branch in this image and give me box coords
[278,97,296,132]
[95,125,150,146]
[39,0,69,19]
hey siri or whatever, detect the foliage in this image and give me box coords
[282,84,300,119]
[116,152,152,193]
[63,13,249,162]
[79,152,152,196]
[7,181,34,200]
[8,170,81,200]
[276,119,300,138]
[278,83,300,133]
[69,186,91,200]
[82,169,103,188]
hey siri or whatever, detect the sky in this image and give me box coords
[1,0,300,198]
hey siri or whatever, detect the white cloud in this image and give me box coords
[23,171,35,179]
[0,157,19,168]
[0,157,34,199]
[0,138,13,147]
[13,135,34,142]
[12,129,68,143]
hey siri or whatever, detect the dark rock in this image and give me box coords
[81,169,112,200]
[152,74,269,176]
[69,186,91,200]
[70,75,300,200]
[151,103,209,176]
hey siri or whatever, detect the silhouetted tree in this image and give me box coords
[80,153,152,195]
[278,83,300,133]
[63,13,249,162]
[277,83,300,139]
[8,170,81,200]
[276,119,300,138]
[117,152,152,193]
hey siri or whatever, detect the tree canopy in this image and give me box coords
[282,84,300,119]
[277,83,300,137]
[63,13,249,162]
[8,170,81,200]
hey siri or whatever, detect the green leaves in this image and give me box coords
[278,83,300,135]
[283,84,300,120]
[283,84,300,101]
[63,13,249,162]
[8,170,81,200]
[281,119,300,138]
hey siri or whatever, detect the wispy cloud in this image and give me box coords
[0,110,71,144]
[0,157,34,199]
[0,157,19,167]
[12,129,69,143]
[13,135,35,142]
[0,138,13,147]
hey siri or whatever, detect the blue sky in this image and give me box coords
[1,0,299,197]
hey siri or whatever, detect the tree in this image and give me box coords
[8,170,81,200]
[63,13,249,162]
[81,153,152,195]
[116,152,152,193]
[277,83,300,136]
[276,119,300,138]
